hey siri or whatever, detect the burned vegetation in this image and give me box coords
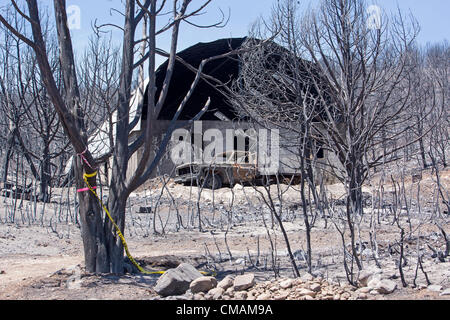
[0,0,448,301]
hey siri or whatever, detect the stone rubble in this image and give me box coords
[194,272,400,300]
[155,264,450,300]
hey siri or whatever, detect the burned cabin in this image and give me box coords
[100,37,338,183]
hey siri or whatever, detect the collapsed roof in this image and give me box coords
[141,37,330,124]
[142,37,246,122]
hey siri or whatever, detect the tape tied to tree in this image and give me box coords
[81,171,215,276]
[77,147,94,169]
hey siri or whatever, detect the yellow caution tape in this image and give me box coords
[83,171,215,276]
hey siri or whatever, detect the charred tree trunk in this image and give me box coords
[39,144,51,203]
[345,159,363,271]
[75,159,109,273]
[417,116,428,169]
[300,155,312,273]
[1,133,14,185]
[105,189,127,274]
[53,0,106,272]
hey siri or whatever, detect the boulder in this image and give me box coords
[279,279,294,289]
[358,270,374,287]
[358,268,382,287]
[190,276,217,293]
[367,277,382,290]
[154,263,203,297]
[217,275,234,290]
[233,273,255,291]
[440,288,450,296]
[427,284,443,292]
[376,279,397,294]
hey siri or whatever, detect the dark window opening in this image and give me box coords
[317,147,324,159]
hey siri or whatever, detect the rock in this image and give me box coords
[297,289,317,298]
[358,270,376,287]
[341,292,351,300]
[376,279,397,294]
[340,283,355,291]
[274,292,289,300]
[184,292,194,300]
[309,283,321,292]
[256,293,271,300]
[217,275,234,290]
[358,293,368,300]
[369,290,379,295]
[208,287,225,300]
[356,287,371,294]
[233,273,255,291]
[194,292,205,300]
[279,279,293,289]
[440,288,450,296]
[190,276,217,293]
[367,278,381,290]
[204,292,213,300]
[225,286,234,295]
[294,278,304,286]
[361,269,383,286]
[154,263,203,297]
[269,285,279,292]
[301,273,314,282]
[427,284,443,292]
[234,291,248,300]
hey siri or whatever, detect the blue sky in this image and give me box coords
[43,0,449,65]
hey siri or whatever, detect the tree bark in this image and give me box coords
[1,133,14,185]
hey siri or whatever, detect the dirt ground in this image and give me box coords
[0,167,449,300]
